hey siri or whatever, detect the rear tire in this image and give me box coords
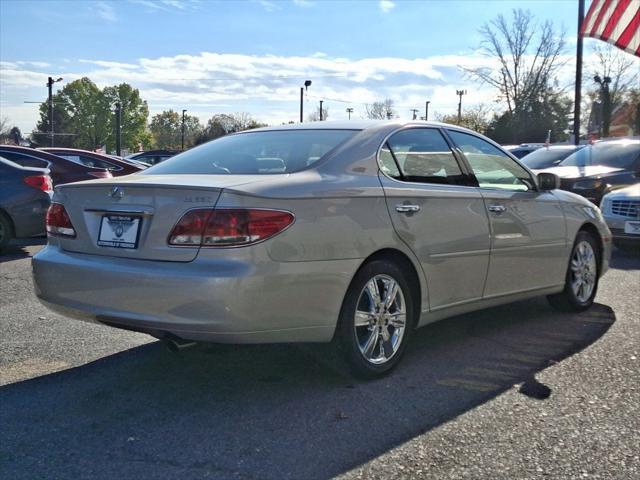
[547,231,600,312]
[334,259,416,379]
[0,212,14,250]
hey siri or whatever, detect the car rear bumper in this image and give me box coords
[32,245,360,343]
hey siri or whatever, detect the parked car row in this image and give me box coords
[0,146,175,248]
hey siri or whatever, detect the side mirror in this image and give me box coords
[538,172,560,191]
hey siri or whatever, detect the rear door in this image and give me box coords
[378,127,491,309]
[446,130,567,297]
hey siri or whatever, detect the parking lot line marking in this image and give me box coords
[461,366,517,380]
[436,378,501,392]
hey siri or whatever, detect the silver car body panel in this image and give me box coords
[33,121,612,343]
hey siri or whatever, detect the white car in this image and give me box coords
[600,183,640,252]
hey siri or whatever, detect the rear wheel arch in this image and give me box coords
[350,248,423,329]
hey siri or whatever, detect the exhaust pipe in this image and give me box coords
[162,336,197,352]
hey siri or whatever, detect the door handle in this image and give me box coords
[396,204,421,213]
[488,205,507,214]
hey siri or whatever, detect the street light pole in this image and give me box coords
[456,90,467,122]
[300,80,312,123]
[181,109,187,151]
[425,101,430,121]
[47,76,63,147]
[115,102,122,156]
[319,100,323,121]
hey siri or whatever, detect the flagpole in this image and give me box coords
[573,0,585,145]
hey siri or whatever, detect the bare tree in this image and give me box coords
[308,105,329,122]
[589,43,639,106]
[366,99,395,119]
[466,9,566,114]
[436,104,492,133]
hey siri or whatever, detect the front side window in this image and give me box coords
[381,128,466,185]
[144,129,358,175]
[448,131,535,191]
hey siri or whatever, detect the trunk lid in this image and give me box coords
[53,175,263,262]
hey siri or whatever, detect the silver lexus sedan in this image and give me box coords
[33,121,612,378]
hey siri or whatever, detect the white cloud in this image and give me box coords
[292,0,314,6]
[379,0,395,13]
[5,48,622,132]
[96,2,117,22]
[256,0,280,12]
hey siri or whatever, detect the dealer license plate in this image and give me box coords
[97,215,141,248]
[624,221,640,235]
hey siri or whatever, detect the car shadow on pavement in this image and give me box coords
[0,237,45,262]
[609,247,640,270]
[0,299,615,480]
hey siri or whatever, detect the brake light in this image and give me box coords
[88,170,112,178]
[168,209,294,247]
[23,175,53,192]
[46,203,76,237]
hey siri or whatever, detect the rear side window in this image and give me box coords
[382,128,466,185]
[0,151,49,169]
[58,154,120,171]
[144,130,358,175]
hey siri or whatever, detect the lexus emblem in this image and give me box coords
[109,186,124,199]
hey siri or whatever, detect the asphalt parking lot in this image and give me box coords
[1,240,638,480]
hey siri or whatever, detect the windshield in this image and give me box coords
[560,141,640,169]
[521,147,581,169]
[144,129,358,175]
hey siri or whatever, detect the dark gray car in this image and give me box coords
[0,156,52,249]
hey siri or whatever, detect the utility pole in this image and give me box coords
[300,80,312,123]
[456,90,467,122]
[386,111,393,120]
[181,109,187,151]
[319,100,323,121]
[346,107,353,120]
[47,76,63,147]
[573,0,585,145]
[115,102,122,156]
[410,109,419,120]
[425,101,430,121]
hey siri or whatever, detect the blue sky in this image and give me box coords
[0,0,633,132]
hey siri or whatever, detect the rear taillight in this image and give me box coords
[23,175,53,192]
[168,209,294,247]
[46,203,76,237]
[88,170,112,178]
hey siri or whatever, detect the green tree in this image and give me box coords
[195,113,266,145]
[149,110,202,150]
[103,83,151,151]
[33,77,150,151]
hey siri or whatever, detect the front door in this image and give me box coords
[446,130,568,297]
[378,127,491,310]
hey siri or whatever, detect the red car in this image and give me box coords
[0,145,111,186]
[41,148,144,176]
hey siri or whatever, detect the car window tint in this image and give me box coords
[384,128,465,185]
[560,141,640,169]
[448,131,534,191]
[0,151,49,169]
[144,130,358,175]
[379,144,401,177]
[520,148,578,169]
[58,154,120,171]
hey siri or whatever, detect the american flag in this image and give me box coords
[581,0,640,57]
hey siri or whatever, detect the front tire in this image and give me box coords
[547,231,600,312]
[334,259,415,379]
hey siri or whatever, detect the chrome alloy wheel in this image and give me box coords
[570,240,597,303]
[354,274,407,365]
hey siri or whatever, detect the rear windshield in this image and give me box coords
[521,147,581,169]
[143,129,358,175]
[560,141,640,169]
